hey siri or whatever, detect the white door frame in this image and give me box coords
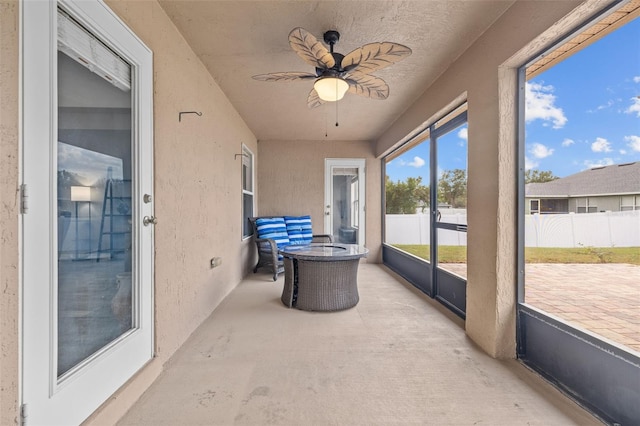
[324,158,366,246]
[21,1,154,424]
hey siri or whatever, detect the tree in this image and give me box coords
[438,169,467,208]
[385,176,430,214]
[525,169,558,183]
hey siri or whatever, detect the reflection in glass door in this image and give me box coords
[57,39,133,376]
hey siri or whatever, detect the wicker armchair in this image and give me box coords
[248,216,332,281]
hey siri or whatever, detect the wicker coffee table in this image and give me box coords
[280,243,369,311]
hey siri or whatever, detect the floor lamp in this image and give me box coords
[71,186,91,260]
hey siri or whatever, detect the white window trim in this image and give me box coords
[241,144,255,239]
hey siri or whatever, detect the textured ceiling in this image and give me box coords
[158,1,516,141]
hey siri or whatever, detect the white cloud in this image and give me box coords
[619,149,627,155]
[591,137,612,153]
[595,99,615,111]
[625,135,640,152]
[525,156,539,170]
[410,156,426,167]
[457,127,468,141]
[561,138,575,147]
[634,76,640,83]
[529,142,554,159]
[626,96,640,117]
[398,156,425,168]
[584,158,614,169]
[525,82,567,129]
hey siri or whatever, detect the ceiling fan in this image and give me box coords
[252,27,412,108]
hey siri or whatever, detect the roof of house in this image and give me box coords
[525,162,640,197]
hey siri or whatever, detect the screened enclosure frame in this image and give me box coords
[382,103,468,318]
[516,2,640,423]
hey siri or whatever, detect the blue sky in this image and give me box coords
[525,16,640,177]
[387,16,639,182]
[385,123,467,183]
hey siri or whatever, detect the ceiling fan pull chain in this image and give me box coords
[325,105,328,137]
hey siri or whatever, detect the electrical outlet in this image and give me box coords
[210,257,222,268]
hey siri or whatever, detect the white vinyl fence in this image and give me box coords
[385,210,640,247]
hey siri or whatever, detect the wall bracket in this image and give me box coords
[179,111,202,122]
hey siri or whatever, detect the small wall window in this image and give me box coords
[530,199,540,214]
[242,145,254,238]
[576,197,597,213]
[620,195,638,211]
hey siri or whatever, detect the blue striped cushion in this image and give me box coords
[284,215,313,245]
[255,217,289,249]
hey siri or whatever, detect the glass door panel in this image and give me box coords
[332,168,359,243]
[435,120,467,273]
[57,46,133,376]
[436,124,467,224]
[432,114,467,316]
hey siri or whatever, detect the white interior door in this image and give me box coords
[324,159,366,246]
[21,1,154,424]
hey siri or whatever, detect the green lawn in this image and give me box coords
[393,244,640,265]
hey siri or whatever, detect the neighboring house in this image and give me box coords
[525,162,640,214]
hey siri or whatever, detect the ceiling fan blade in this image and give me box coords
[288,27,335,69]
[252,72,317,82]
[342,42,412,75]
[346,73,389,100]
[307,88,325,109]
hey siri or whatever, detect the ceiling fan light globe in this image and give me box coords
[314,77,349,102]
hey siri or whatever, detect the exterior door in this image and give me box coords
[432,113,468,316]
[324,159,366,246]
[21,1,154,424]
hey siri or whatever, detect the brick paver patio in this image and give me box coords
[440,262,640,354]
[524,263,640,353]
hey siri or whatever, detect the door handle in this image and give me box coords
[143,216,158,226]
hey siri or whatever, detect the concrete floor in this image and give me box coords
[118,264,602,425]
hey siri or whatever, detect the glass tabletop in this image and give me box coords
[280,243,368,260]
